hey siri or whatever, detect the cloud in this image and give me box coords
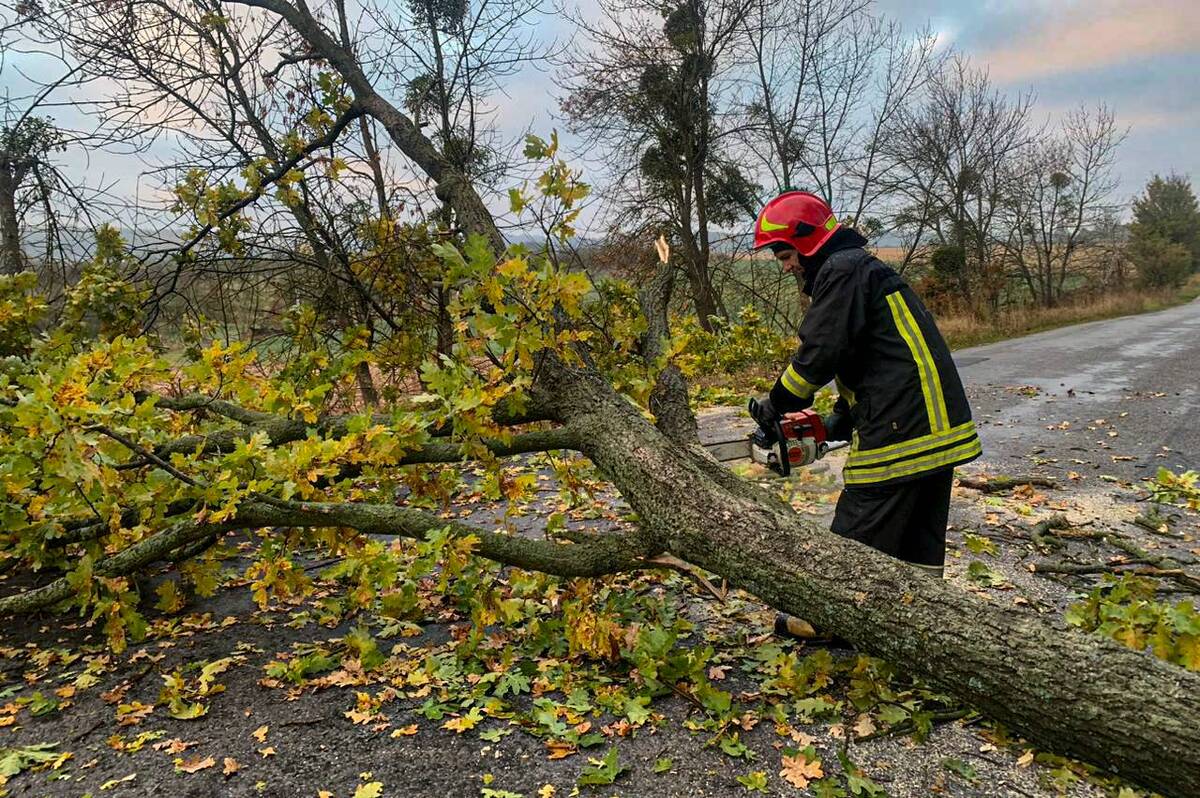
[980,0,1200,83]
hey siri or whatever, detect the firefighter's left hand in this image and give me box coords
[748,396,779,436]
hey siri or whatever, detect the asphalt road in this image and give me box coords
[956,297,1200,481]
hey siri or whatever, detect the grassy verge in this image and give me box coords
[938,276,1200,350]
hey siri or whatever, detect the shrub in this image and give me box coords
[1131,234,1191,288]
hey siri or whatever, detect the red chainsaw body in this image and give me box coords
[780,409,828,468]
[749,408,829,476]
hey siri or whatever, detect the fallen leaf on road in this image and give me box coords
[251,724,269,743]
[853,715,877,738]
[99,773,137,790]
[176,755,216,773]
[258,746,276,757]
[780,752,824,789]
[353,782,383,798]
[390,724,418,737]
[222,757,239,776]
[545,739,577,759]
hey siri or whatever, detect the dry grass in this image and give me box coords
[937,275,1200,350]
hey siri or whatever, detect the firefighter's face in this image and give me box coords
[775,247,800,274]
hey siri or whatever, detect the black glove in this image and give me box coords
[822,410,852,442]
[748,396,779,436]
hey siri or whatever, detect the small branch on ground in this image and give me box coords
[1030,514,1073,548]
[957,474,1059,492]
[857,708,974,742]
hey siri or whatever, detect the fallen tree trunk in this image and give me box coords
[541,362,1200,798]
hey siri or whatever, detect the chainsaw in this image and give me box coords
[704,403,848,477]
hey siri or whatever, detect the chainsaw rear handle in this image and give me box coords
[747,397,782,442]
[748,398,789,476]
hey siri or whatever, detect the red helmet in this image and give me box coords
[753,191,841,256]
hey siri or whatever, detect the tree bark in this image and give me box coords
[0,166,25,275]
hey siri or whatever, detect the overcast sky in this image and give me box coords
[2,0,1197,232]
[866,0,1200,201]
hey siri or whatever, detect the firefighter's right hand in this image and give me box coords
[748,396,779,436]
[822,410,852,443]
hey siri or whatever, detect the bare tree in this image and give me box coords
[738,0,937,233]
[884,56,1036,313]
[0,8,120,283]
[1001,105,1125,306]
[560,0,757,331]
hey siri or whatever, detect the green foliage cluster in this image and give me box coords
[1147,467,1200,511]
[675,305,794,376]
[1130,174,1200,288]
[1065,575,1200,671]
[0,140,702,660]
[0,242,430,647]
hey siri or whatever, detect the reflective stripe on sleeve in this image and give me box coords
[780,363,820,399]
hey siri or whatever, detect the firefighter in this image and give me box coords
[748,190,980,641]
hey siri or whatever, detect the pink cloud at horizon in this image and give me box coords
[980,0,1200,84]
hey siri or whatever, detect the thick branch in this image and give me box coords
[233,500,652,577]
[638,259,698,446]
[0,498,651,616]
[0,517,228,615]
[149,393,557,458]
[225,0,504,251]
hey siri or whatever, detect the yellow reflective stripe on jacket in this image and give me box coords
[780,364,820,399]
[846,420,977,468]
[843,436,982,485]
[885,292,949,433]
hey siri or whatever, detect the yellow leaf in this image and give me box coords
[545,740,577,760]
[222,757,240,776]
[442,713,479,733]
[389,724,419,738]
[538,785,556,798]
[164,739,193,755]
[177,755,217,774]
[258,746,276,757]
[353,782,383,798]
[345,708,378,725]
[496,258,528,279]
[780,752,824,789]
[251,724,269,743]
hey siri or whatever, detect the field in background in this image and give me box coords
[697,263,1200,403]
[936,274,1200,350]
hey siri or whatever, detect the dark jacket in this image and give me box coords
[769,243,980,486]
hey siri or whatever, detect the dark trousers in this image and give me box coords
[830,468,953,574]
